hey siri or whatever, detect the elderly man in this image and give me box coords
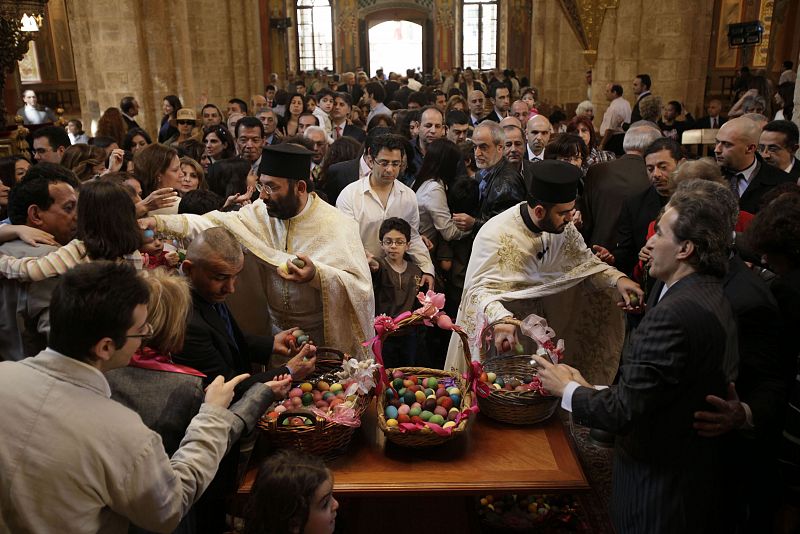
[453,121,527,237]
[145,144,374,358]
[120,96,140,130]
[446,161,641,385]
[526,114,552,162]
[511,100,531,126]
[17,90,56,125]
[304,125,328,182]
[714,116,793,213]
[535,180,737,534]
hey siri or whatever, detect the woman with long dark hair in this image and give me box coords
[159,94,182,143]
[123,127,153,155]
[412,138,468,251]
[281,93,307,137]
[202,124,236,168]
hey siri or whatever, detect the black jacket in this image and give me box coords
[612,186,666,277]
[323,157,360,206]
[473,158,527,236]
[738,154,794,214]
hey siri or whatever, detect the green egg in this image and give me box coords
[429,414,445,425]
[409,406,422,417]
[424,388,435,397]
[403,391,416,405]
[495,377,505,387]
[427,377,438,389]
[420,410,433,421]
[392,378,405,390]
[301,392,313,406]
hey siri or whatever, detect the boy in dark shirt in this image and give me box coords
[369,217,423,368]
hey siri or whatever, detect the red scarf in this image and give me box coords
[129,346,206,377]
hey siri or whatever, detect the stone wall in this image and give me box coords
[66,0,263,137]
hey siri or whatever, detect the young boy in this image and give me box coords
[369,217,423,368]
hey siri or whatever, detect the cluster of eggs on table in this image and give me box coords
[383,370,462,429]
[478,371,542,392]
[264,381,349,426]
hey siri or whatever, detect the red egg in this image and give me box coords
[398,414,411,424]
[410,415,423,424]
[438,397,454,410]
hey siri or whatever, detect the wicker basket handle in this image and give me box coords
[313,346,346,365]
[275,409,326,431]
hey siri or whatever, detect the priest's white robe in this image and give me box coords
[444,203,626,384]
[153,193,375,358]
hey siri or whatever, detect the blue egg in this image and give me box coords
[385,405,399,420]
[143,229,155,239]
[450,393,461,406]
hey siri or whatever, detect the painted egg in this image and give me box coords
[301,393,314,406]
[408,406,422,417]
[291,257,306,268]
[392,369,404,379]
[420,410,433,422]
[426,377,438,389]
[434,406,448,417]
[403,391,416,405]
[414,390,426,403]
[486,372,497,383]
[397,414,411,424]
[410,415,423,424]
[443,421,457,429]
[429,414,445,425]
[385,405,399,420]
[288,388,303,398]
[330,383,343,393]
[449,394,461,406]
[438,397,454,410]
[300,383,313,393]
[386,418,399,428]
[316,381,330,391]
[274,405,287,414]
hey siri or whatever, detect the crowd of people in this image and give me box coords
[1,62,799,534]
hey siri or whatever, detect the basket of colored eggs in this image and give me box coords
[257,347,376,460]
[476,318,561,425]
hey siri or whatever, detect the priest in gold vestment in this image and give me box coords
[445,161,643,384]
[145,144,375,358]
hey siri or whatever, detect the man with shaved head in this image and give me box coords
[498,116,522,129]
[714,117,793,213]
[526,114,552,162]
[468,89,487,128]
[502,124,535,193]
[511,100,531,126]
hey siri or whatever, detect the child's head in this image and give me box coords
[379,217,411,260]
[245,449,337,534]
[178,189,224,215]
[447,178,480,216]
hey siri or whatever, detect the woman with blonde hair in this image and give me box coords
[178,156,207,195]
[445,94,468,115]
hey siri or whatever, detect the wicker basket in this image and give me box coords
[375,326,475,447]
[476,318,559,425]
[257,347,372,460]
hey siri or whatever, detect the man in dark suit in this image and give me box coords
[693,98,727,130]
[501,123,536,194]
[119,96,141,131]
[467,89,487,127]
[629,73,651,124]
[323,127,390,205]
[535,179,739,534]
[337,72,363,105]
[331,92,366,144]
[611,138,682,277]
[581,125,661,249]
[452,121,526,236]
[759,119,800,180]
[484,85,510,123]
[715,117,794,213]
[175,227,316,397]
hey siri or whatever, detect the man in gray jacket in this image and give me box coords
[0,262,289,533]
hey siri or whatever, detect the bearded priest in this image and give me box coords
[444,160,642,384]
[142,143,375,358]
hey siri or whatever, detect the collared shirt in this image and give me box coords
[367,102,391,125]
[335,174,434,275]
[635,90,651,103]
[122,111,137,123]
[333,120,347,139]
[359,155,371,180]
[734,157,759,197]
[470,114,483,127]
[600,96,632,135]
[527,145,544,162]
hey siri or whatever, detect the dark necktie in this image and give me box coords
[213,303,237,347]
[729,173,744,199]
[711,117,717,129]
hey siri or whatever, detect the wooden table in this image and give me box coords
[238,405,588,532]
[239,403,588,496]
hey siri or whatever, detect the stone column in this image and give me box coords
[66,0,263,137]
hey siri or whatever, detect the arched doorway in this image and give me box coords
[368,20,423,77]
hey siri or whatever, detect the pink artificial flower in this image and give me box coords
[414,290,446,318]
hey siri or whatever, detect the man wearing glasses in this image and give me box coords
[0,262,284,532]
[336,133,435,290]
[142,143,374,359]
[759,119,800,180]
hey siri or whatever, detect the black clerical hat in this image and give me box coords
[258,143,314,180]
[529,160,581,203]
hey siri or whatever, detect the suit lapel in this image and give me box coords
[196,298,239,354]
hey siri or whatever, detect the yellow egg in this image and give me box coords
[300,383,313,393]
[386,418,399,427]
[443,421,456,429]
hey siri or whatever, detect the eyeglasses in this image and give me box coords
[177,120,194,125]
[255,182,274,196]
[374,160,402,168]
[758,144,787,154]
[127,322,154,340]
[381,239,407,247]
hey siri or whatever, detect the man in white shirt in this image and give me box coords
[17,90,56,125]
[526,114,552,162]
[336,133,434,288]
[600,84,632,136]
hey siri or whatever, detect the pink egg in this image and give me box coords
[312,391,323,402]
[398,404,411,416]
[315,400,329,409]
[288,388,303,398]
[436,388,448,398]
[291,396,303,407]
[434,406,448,417]
[274,405,287,414]
[411,402,422,410]
[392,369,405,379]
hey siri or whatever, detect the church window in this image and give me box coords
[296,0,334,71]
[462,0,498,70]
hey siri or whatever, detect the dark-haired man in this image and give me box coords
[445,160,641,384]
[365,82,390,125]
[0,164,80,360]
[630,74,652,124]
[331,92,366,143]
[759,119,800,179]
[17,89,56,125]
[120,96,140,130]
[485,85,511,123]
[445,110,470,145]
[600,84,631,136]
[534,180,737,533]
[337,133,434,288]
[0,262,288,533]
[31,126,70,164]
[144,144,374,358]
[227,98,248,116]
[236,116,266,174]
[324,127,391,205]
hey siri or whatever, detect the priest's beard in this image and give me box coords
[538,210,569,234]
[266,186,302,219]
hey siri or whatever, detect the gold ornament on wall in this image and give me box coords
[556,0,619,66]
[434,0,455,31]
